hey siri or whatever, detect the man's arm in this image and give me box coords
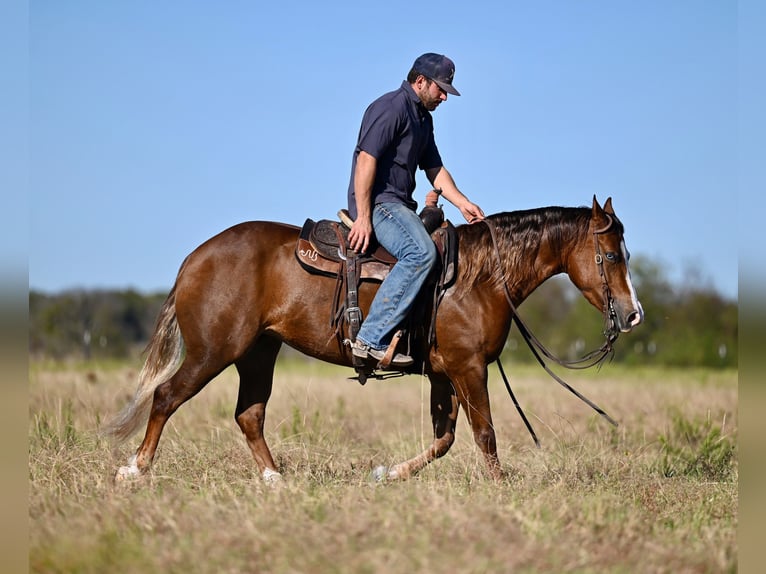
[348,150,377,253]
[426,166,485,223]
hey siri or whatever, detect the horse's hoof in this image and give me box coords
[114,455,142,483]
[262,468,283,485]
[371,465,389,482]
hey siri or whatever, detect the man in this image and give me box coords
[347,52,485,368]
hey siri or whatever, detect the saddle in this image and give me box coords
[297,207,455,284]
[296,213,395,282]
[294,204,458,380]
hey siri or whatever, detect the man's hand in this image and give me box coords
[348,217,374,254]
[426,166,485,224]
[425,190,441,207]
[460,201,485,224]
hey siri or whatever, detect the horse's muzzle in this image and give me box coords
[617,301,644,333]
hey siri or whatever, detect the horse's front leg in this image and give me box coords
[454,364,503,480]
[384,378,459,480]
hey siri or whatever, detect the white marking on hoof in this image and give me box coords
[371,465,390,482]
[114,454,141,482]
[262,468,283,484]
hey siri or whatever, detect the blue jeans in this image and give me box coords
[356,202,438,351]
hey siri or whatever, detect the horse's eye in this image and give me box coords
[605,252,620,263]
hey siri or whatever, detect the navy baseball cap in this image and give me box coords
[412,53,461,96]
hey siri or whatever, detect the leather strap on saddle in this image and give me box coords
[335,226,366,370]
[345,252,362,343]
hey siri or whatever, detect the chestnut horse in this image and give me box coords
[106,196,643,482]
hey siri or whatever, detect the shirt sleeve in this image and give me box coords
[418,127,443,171]
[356,98,400,159]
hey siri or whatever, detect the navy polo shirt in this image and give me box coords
[347,81,443,219]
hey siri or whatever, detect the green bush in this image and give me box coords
[657,409,737,481]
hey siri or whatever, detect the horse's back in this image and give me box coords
[196,220,300,252]
[180,220,297,272]
[171,221,298,330]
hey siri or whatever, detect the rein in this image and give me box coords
[483,218,620,446]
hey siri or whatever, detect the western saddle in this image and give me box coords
[295,202,458,383]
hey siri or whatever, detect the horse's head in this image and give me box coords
[567,196,644,336]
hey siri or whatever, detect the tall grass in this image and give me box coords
[29,360,737,573]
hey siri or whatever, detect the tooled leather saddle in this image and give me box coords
[297,208,453,277]
[294,204,458,380]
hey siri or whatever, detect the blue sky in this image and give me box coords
[23,1,747,300]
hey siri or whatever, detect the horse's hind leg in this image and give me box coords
[234,336,283,483]
[384,377,459,480]
[117,357,226,479]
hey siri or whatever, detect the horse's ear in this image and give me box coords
[603,197,615,215]
[591,195,603,217]
[591,196,610,230]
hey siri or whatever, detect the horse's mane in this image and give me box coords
[453,206,616,299]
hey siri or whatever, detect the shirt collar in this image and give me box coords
[401,80,428,115]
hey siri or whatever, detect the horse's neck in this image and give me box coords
[501,218,574,304]
[515,249,562,303]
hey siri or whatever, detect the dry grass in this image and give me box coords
[29,359,737,573]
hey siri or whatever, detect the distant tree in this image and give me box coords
[501,255,737,368]
[29,289,166,360]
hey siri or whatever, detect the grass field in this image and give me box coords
[29,358,737,573]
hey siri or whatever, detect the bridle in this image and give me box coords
[592,213,621,346]
[484,215,620,368]
[482,217,621,446]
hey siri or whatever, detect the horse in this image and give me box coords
[105,196,643,483]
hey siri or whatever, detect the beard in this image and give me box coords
[422,98,441,111]
[416,82,444,111]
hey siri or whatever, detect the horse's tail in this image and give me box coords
[102,285,184,443]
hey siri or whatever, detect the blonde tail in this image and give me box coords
[102,286,184,442]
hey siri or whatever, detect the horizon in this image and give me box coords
[21,2,745,301]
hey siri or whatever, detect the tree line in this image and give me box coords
[29,255,737,368]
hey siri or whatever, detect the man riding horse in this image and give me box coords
[346,53,485,368]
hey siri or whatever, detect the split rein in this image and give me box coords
[482,218,620,448]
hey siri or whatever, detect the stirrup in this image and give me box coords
[349,336,413,369]
[349,368,405,386]
[377,330,408,369]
